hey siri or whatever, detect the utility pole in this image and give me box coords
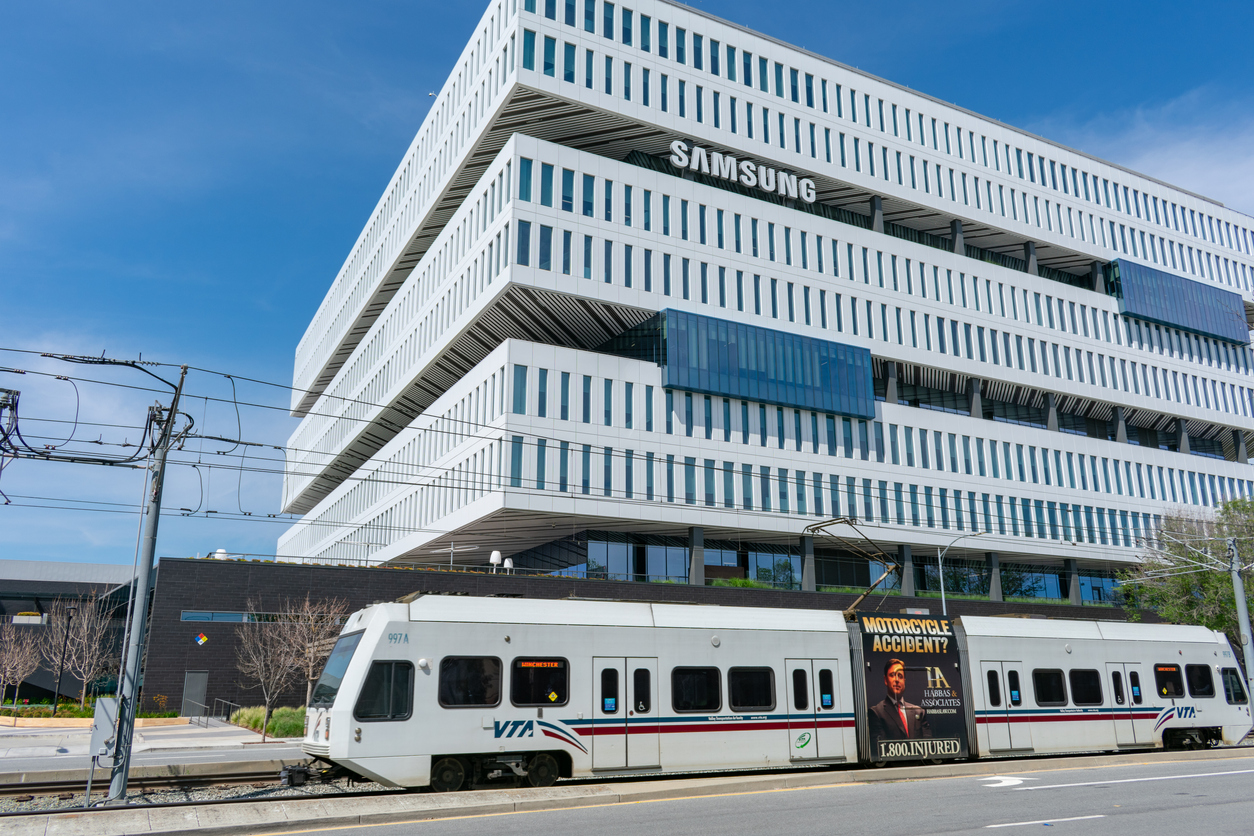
[1227,538,1254,697]
[106,365,187,804]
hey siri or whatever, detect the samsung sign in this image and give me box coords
[668,140,816,204]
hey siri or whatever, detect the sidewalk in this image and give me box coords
[0,719,298,759]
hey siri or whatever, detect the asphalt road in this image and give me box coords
[265,755,1254,836]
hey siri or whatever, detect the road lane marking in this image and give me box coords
[1015,767,1254,790]
[980,776,1035,787]
[987,815,1105,828]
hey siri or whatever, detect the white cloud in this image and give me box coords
[1029,87,1254,219]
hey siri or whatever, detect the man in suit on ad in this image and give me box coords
[868,658,931,754]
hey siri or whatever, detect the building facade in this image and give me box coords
[278,0,1254,605]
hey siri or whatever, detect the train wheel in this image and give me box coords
[527,753,559,788]
[430,757,467,792]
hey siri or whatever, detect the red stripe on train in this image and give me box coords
[577,719,853,736]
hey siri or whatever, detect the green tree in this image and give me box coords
[1120,500,1254,643]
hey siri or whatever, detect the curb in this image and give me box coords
[0,759,305,787]
[5,747,1253,836]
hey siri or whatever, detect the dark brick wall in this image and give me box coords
[145,558,1152,715]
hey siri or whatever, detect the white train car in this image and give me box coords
[302,595,856,791]
[959,616,1252,756]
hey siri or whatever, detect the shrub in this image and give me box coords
[229,705,306,737]
[229,706,266,731]
[710,577,775,589]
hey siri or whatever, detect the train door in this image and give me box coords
[785,659,843,760]
[980,661,1032,752]
[1104,663,1140,746]
[592,657,659,769]
[627,658,660,767]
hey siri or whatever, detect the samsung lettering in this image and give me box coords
[668,140,816,204]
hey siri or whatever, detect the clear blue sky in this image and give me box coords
[3,0,1253,565]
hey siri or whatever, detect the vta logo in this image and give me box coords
[1178,706,1196,719]
[493,720,535,738]
[795,732,812,749]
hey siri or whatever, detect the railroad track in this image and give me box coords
[0,770,291,800]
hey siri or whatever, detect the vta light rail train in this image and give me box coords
[299,595,1250,791]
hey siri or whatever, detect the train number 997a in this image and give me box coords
[388,633,409,644]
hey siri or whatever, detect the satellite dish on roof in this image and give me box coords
[214,548,228,560]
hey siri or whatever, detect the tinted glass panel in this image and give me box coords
[1111,259,1248,344]
[600,667,619,713]
[1007,670,1022,706]
[792,668,808,710]
[729,668,775,711]
[672,667,721,712]
[986,670,1001,707]
[1129,671,1143,704]
[633,668,651,713]
[1112,671,1125,705]
[1154,664,1185,698]
[354,661,414,721]
[818,669,834,709]
[1032,669,1067,706]
[511,658,569,706]
[1222,668,1248,704]
[1185,664,1215,698]
[438,657,502,707]
[310,632,363,707]
[1069,669,1102,706]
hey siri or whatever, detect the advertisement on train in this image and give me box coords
[856,613,969,761]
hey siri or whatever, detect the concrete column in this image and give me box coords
[1232,429,1248,464]
[1046,392,1059,432]
[1023,241,1038,276]
[1114,406,1128,444]
[1090,261,1103,292]
[950,219,965,254]
[1177,418,1191,455]
[801,535,816,592]
[967,378,982,418]
[870,195,884,234]
[898,544,915,597]
[688,526,705,586]
[986,553,1002,602]
[1065,558,1081,605]
[886,362,899,404]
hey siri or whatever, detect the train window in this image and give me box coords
[792,669,808,711]
[986,670,1001,707]
[729,668,775,712]
[1129,671,1143,704]
[818,669,834,709]
[1069,670,1102,706]
[600,668,619,714]
[1111,672,1125,705]
[511,658,570,706]
[1154,664,1185,698]
[1032,669,1067,706]
[672,667,721,712]
[1007,670,1022,706]
[633,668,652,713]
[438,656,502,707]
[1185,665,1215,698]
[353,661,414,721]
[310,631,364,707]
[1221,668,1248,705]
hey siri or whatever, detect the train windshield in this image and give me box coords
[311,631,364,707]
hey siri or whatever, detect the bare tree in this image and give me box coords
[281,595,349,707]
[0,622,44,708]
[235,601,298,742]
[38,601,77,707]
[38,594,118,707]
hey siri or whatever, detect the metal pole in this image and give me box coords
[106,366,186,804]
[52,607,76,716]
[1227,538,1254,696]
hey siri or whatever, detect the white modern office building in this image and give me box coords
[278,0,1254,605]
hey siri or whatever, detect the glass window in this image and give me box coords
[1111,671,1125,705]
[310,632,363,707]
[986,669,1001,707]
[1007,670,1022,706]
[354,661,414,721]
[438,657,502,707]
[633,667,652,713]
[728,668,775,711]
[1129,670,1143,704]
[511,658,570,706]
[1222,668,1248,705]
[600,668,619,714]
[1032,669,1067,706]
[818,669,834,709]
[672,667,721,712]
[1154,664,1185,698]
[792,668,808,710]
[1069,669,1102,706]
[1185,664,1215,698]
